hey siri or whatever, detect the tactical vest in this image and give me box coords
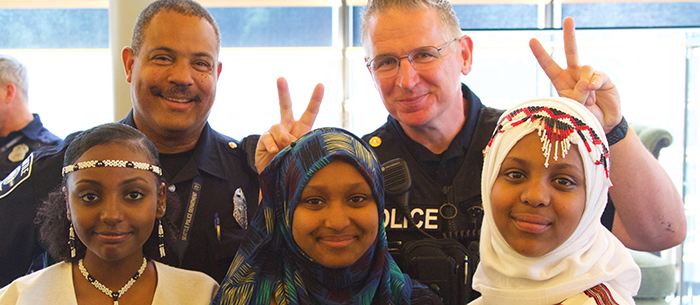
[364,106,503,245]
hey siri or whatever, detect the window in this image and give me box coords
[0,6,112,137]
[203,6,341,140]
[2,1,700,302]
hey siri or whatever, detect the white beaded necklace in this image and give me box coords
[78,257,148,305]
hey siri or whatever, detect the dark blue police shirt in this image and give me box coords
[0,111,259,286]
[0,114,61,178]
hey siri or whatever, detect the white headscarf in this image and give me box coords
[472,97,640,305]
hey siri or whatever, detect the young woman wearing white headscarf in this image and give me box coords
[470,97,641,305]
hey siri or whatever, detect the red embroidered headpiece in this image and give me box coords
[485,106,610,178]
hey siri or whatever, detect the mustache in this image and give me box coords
[150,85,201,103]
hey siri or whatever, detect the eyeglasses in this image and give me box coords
[366,38,459,79]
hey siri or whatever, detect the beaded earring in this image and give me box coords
[158,219,165,258]
[69,223,76,258]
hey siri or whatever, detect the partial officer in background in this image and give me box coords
[0,55,61,178]
[0,0,324,288]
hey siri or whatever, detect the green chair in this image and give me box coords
[629,123,673,159]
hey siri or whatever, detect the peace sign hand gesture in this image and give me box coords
[529,17,622,132]
[255,77,324,174]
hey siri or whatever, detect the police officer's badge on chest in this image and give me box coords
[8,143,29,162]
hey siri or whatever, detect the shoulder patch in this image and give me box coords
[0,152,34,199]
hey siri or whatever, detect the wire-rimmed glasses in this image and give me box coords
[366,38,459,79]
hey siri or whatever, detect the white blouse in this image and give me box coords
[0,261,218,305]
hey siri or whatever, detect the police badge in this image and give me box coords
[233,187,248,230]
[8,143,29,162]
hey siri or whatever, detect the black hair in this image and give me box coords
[37,123,180,263]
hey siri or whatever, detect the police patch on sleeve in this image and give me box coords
[0,152,34,199]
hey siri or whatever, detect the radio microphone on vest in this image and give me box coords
[381,158,434,240]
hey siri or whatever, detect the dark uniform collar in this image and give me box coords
[120,110,229,183]
[389,83,485,161]
[1,114,52,148]
[6,114,44,141]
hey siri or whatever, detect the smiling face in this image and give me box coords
[66,142,165,263]
[364,7,472,131]
[491,132,586,257]
[122,10,221,138]
[292,161,379,268]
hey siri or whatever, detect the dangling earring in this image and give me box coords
[158,219,165,258]
[69,223,76,258]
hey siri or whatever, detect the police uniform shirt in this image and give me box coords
[0,111,259,286]
[363,84,617,304]
[362,84,499,304]
[388,85,482,187]
[363,84,615,246]
[0,114,61,179]
[363,84,497,243]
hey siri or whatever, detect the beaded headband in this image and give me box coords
[485,105,610,178]
[62,160,163,177]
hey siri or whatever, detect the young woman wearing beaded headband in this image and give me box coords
[470,97,641,305]
[0,123,218,304]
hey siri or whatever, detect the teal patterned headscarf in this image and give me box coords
[211,128,419,305]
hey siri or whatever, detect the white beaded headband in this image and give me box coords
[62,160,163,177]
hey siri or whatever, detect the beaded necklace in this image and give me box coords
[78,257,148,305]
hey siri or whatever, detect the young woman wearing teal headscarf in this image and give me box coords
[211,127,441,305]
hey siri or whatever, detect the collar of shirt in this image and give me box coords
[18,114,44,139]
[121,110,231,184]
[389,84,484,184]
[2,114,46,142]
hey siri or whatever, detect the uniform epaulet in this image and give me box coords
[239,135,259,174]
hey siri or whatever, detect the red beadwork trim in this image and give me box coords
[584,284,620,305]
[486,106,610,178]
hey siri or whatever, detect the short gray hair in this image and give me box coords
[360,0,462,51]
[0,54,28,97]
[131,0,220,56]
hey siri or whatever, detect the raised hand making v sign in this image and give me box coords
[530,17,685,251]
[530,17,622,132]
[255,77,324,174]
